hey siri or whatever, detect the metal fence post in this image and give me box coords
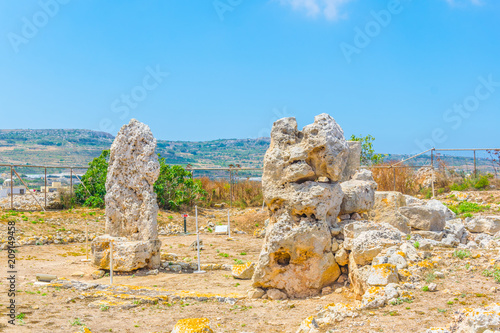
[431,148,435,198]
[473,150,477,178]
[392,167,396,191]
[10,166,13,210]
[70,168,73,205]
[44,167,47,209]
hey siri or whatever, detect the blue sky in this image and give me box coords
[0,0,499,154]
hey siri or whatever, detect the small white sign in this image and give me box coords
[215,225,228,234]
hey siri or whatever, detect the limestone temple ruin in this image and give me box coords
[83,115,500,332]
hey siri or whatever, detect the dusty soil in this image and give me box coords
[0,204,499,333]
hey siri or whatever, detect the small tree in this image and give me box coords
[154,155,206,211]
[76,150,206,210]
[75,149,109,208]
[350,134,387,166]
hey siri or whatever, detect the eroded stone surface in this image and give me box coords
[92,119,161,271]
[465,216,500,235]
[253,114,348,297]
[370,191,410,234]
[339,170,377,215]
[399,205,446,231]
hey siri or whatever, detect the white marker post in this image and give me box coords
[194,206,205,274]
[109,240,114,284]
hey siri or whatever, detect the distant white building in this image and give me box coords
[0,179,26,198]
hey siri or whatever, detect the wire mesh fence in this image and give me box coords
[1,147,498,211]
[0,163,88,211]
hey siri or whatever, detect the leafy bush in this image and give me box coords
[474,175,489,189]
[76,150,206,210]
[75,150,109,208]
[450,174,491,191]
[154,155,206,211]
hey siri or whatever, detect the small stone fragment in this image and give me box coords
[91,270,105,279]
[267,289,288,300]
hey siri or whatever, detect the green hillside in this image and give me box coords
[0,129,497,176]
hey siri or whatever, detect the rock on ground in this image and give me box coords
[232,262,255,280]
[339,170,377,215]
[399,205,446,231]
[171,318,214,333]
[465,216,500,235]
[370,191,411,234]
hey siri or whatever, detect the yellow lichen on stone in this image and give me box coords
[371,264,397,277]
[301,315,315,328]
[323,302,336,309]
[172,318,213,333]
[232,262,252,275]
[399,290,414,300]
[417,260,436,269]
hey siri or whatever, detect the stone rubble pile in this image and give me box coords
[0,233,97,249]
[249,113,500,332]
[0,192,60,210]
[426,303,500,333]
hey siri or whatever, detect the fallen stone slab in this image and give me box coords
[465,216,500,235]
[399,205,446,231]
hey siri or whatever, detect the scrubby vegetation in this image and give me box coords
[446,202,490,216]
[75,150,262,210]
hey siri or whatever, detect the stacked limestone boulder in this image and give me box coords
[91,119,162,272]
[252,114,379,298]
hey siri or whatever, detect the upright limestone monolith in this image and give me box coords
[91,119,162,271]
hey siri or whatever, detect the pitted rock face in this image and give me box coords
[92,119,161,272]
[105,119,160,241]
[253,114,349,297]
[262,114,349,188]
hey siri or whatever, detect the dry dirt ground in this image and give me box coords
[0,199,499,333]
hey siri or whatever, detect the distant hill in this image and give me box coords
[0,129,270,173]
[0,129,496,176]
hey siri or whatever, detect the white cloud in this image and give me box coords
[278,0,353,21]
[444,0,483,6]
[278,0,483,21]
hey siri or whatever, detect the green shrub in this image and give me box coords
[154,156,206,211]
[75,149,206,210]
[75,150,109,208]
[420,188,432,199]
[453,249,471,259]
[474,176,489,190]
[447,202,490,215]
